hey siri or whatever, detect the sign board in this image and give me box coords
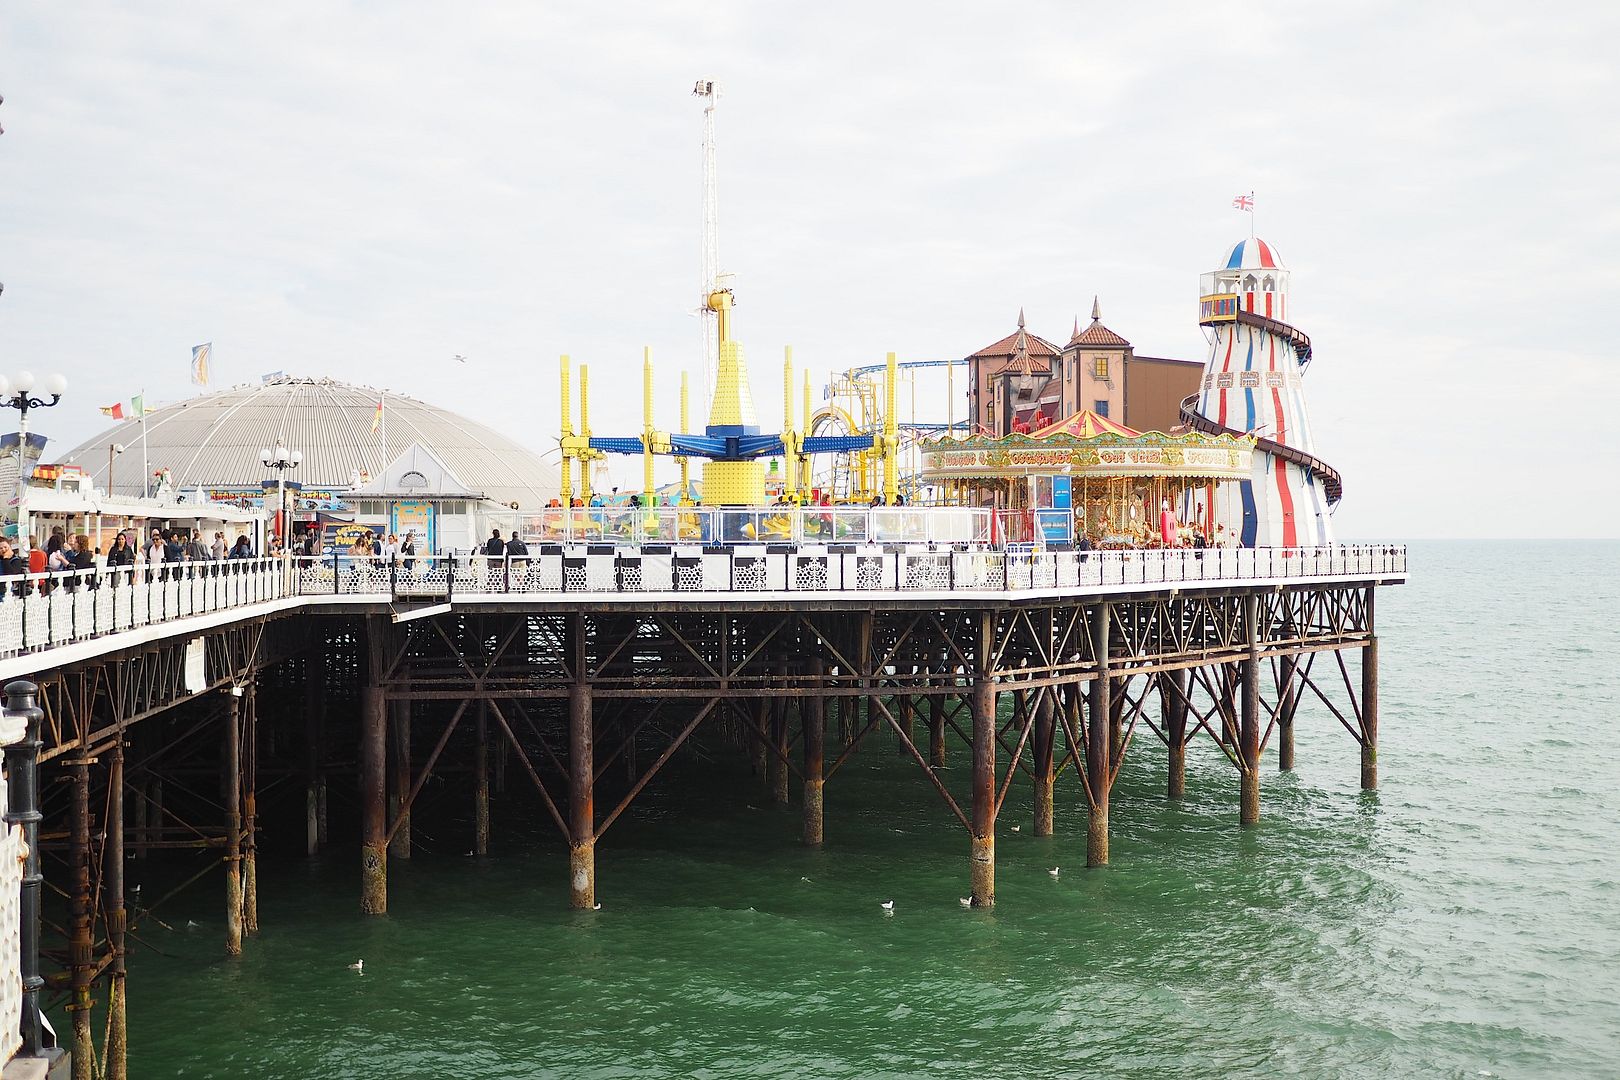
[1051,476,1072,510]
[323,522,385,552]
[184,637,207,695]
[390,500,436,555]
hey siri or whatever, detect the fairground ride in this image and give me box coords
[806,359,972,502]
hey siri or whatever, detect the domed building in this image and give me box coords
[63,376,558,508]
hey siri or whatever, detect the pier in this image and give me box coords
[0,532,1403,1076]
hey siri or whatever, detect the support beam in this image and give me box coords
[1087,604,1112,867]
[928,691,946,769]
[568,679,595,909]
[896,693,914,756]
[970,674,997,907]
[243,680,259,935]
[1362,588,1379,790]
[1241,594,1261,827]
[389,699,412,859]
[1164,669,1188,800]
[769,691,790,805]
[69,757,93,1080]
[359,684,387,915]
[802,659,825,847]
[751,693,770,785]
[305,654,323,856]
[1032,690,1055,837]
[1278,655,1298,772]
[474,700,490,856]
[107,740,128,1080]
[224,689,244,954]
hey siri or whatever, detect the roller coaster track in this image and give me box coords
[1179,394,1343,507]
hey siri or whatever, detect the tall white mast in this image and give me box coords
[694,79,719,415]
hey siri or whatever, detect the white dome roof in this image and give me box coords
[63,376,558,508]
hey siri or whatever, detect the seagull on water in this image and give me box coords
[348,959,364,974]
[1048,867,1060,878]
[1011,825,1021,833]
[592,901,603,911]
[959,897,972,908]
[880,900,895,915]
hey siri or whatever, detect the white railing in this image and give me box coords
[0,547,1407,660]
[302,545,1408,598]
[478,505,995,547]
[0,558,286,659]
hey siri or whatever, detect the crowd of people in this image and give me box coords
[0,525,262,595]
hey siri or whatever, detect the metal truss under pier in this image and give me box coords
[2,554,1400,1078]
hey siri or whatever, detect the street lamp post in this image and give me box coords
[107,441,125,498]
[260,440,302,582]
[1,370,69,548]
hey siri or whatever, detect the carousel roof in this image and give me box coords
[1031,410,1140,439]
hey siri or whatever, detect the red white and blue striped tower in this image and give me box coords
[1190,237,1338,546]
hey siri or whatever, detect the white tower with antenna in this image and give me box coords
[694,79,720,413]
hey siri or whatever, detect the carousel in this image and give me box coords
[919,410,1255,547]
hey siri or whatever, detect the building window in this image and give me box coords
[1092,356,1108,379]
[1094,400,1109,417]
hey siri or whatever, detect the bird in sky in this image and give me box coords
[452,354,468,364]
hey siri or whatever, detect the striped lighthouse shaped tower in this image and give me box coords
[1191,237,1339,546]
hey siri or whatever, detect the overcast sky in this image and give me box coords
[3,2,1616,537]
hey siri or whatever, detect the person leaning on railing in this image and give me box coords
[0,539,24,599]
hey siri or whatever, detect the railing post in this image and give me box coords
[4,680,50,1061]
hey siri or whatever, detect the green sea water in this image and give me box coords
[113,541,1620,1078]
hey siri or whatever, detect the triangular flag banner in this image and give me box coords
[192,342,211,386]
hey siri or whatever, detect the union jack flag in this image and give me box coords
[1232,192,1254,212]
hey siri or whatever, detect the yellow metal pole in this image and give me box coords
[782,346,796,499]
[679,372,691,502]
[643,348,656,504]
[883,351,899,503]
[579,364,594,505]
[802,370,813,500]
[560,355,574,507]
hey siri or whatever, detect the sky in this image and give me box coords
[2,2,1616,538]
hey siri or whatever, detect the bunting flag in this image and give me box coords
[371,400,383,434]
[100,403,126,419]
[191,342,212,386]
[1232,192,1255,212]
[131,394,145,418]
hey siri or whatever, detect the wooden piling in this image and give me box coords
[224,689,244,954]
[1087,603,1112,867]
[359,684,388,915]
[1032,690,1055,837]
[568,680,595,909]
[802,659,825,847]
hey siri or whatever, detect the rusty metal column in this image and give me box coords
[928,691,946,769]
[769,689,790,805]
[359,683,387,915]
[752,693,770,788]
[1278,654,1298,772]
[389,699,412,860]
[304,654,323,856]
[1032,690,1055,837]
[970,671,997,907]
[1164,669,1188,799]
[474,700,490,856]
[68,757,93,1080]
[568,678,595,909]
[106,740,128,1080]
[896,693,914,756]
[802,659,825,846]
[1087,603,1112,867]
[243,680,259,935]
[1240,594,1261,826]
[224,687,244,954]
[1362,587,1379,790]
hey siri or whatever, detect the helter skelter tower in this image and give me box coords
[1187,237,1342,546]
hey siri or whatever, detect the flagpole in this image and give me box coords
[139,388,149,498]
